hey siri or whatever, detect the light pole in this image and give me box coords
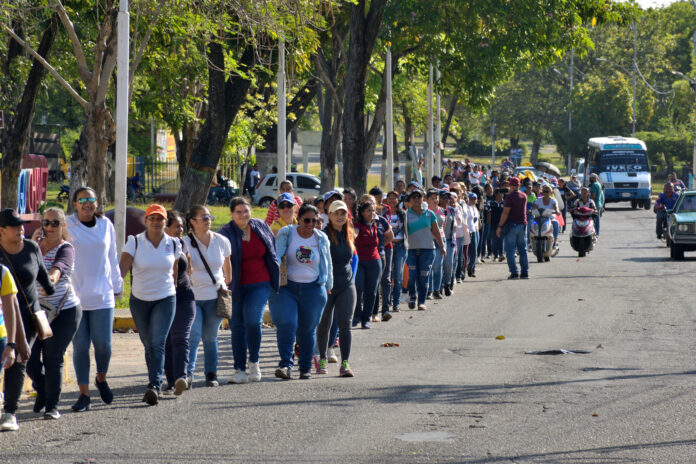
[671,70,696,189]
[114,0,129,255]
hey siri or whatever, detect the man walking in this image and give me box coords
[589,174,604,237]
[496,177,529,279]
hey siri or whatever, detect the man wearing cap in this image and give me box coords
[496,177,529,279]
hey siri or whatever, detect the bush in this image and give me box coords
[636,131,692,168]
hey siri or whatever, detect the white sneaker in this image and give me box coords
[1,413,18,431]
[328,348,339,364]
[248,362,262,382]
[228,369,249,384]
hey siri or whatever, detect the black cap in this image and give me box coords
[0,209,28,227]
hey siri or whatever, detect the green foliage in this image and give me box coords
[60,127,81,159]
[636,130,692,166]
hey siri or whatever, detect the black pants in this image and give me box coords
[164,296,196,386]
[27,305,82,411]
[4,307,37,414]
[317,284,356,362]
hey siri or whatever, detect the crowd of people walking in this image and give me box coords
[0,158,587,431]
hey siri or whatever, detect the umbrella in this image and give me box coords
[534,161,562,178]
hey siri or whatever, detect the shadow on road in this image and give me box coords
[623,256,676,263]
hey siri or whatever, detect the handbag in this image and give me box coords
[0,247,53,340]
[189,234,232,319]
[279,255,288,287]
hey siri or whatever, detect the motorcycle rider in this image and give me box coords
[573,188,598,215]
[667,172,686,193]
[533,184,561,249]
[654,182,680,240]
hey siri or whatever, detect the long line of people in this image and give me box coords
[0,163,588,431]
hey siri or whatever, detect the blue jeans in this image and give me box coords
[231,282,270,371]
[492,233,503,257]
[188,299,223,378]
[594,212,601,235]
[377,248,393,315]
[656,210,667,237]
[391,241,407,306]
[28,305,82,410]
[130,295,176,391]
[485,223,493,256]
[479,223,490,257]
[442,240,457,288]
[72,307,114,386]
[354,259,382,325]
[504,224,529,275]
[269,280,327,373]
[407,248,436,305]
[455,237,467,280]
[468,231,479,273]
[552,220,559,242]
[428,246,444,293]
[165,296,195,386]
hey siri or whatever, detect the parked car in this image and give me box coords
[666,190,696,260]
[253,173,322,207]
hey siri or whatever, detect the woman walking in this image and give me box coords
[27,208,82,419]
[119,204,180,405]
[270,204,331,380]
[218,197,279,384]
[316,201,357,377]
[163,211,195,395]
[67,187,122,412]
[386,191,407,312]
[184,206,232,387]
[0,209,55,431]
[352,198,382,329]
[405,190,445,311]
[270,193,297,237]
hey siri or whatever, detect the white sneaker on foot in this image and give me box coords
[327,348,339,363]
[228,369,249,384]
[1,413,19,431]
[248,362,262,382]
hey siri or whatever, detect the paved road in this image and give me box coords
[3,205,696,463]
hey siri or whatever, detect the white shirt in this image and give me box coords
[534,197,558,213]
[250,169,260,187]
[184,232,231,301]
[467,205,480,232]
[286,228,320,283]
[67,215,123,311]
[123,232,181,301]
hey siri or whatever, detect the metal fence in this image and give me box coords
[127,157,241,196]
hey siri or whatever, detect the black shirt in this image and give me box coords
[175,238,194,301]
[324,226,354,294]
[0,239,55,316]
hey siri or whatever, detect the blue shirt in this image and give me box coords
[656,192,680,210]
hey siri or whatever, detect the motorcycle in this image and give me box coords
[530,208,558,263]
[569,206,596,257]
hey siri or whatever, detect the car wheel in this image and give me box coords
[259,197,274,208]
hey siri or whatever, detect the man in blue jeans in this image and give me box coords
[496,177,529,279]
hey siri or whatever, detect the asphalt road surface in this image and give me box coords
[3,205,696,463]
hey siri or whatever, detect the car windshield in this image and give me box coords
[678,196,696,213]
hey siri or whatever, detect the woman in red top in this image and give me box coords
[352,197,382,329]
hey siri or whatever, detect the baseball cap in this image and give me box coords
[278,192,295,205]
[468,193,478,200]
[322,190,344,202]
[407,181,422,190]
[439,190,452,198]
[328,200,348,214]
[145,204,167,219]
[0,209,29,227]
[508,177,520,186]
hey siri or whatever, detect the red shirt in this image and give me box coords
[354,221,381,261]
[241,230,270,285]
[504,190,528,225]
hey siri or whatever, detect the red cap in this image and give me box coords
[508,177,520,186]
[145,204,167,219]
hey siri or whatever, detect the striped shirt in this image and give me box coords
[41,242,80,310]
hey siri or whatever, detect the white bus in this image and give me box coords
[579,136,652,210]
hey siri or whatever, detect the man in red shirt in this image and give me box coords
[496,177,529,279]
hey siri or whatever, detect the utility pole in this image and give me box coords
[114,0,129,255]
[277,40,286,184]
[632,20,637,137]
[568,48,574,174]
[386,46,394,192]
[427,64,434,187]
[435,64,442,178]
[491,121,495,166]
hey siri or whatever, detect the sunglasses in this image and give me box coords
[42,219,61,228]
[77,197,97,204]
[301,217,318,225]
[196,215,215,222]
[278,203,294,210]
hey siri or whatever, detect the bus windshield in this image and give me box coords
[598,150,649,173]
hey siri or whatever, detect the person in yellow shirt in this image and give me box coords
[0,263,25,373]
[270,193,298,237]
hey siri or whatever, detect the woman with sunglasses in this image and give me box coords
[162,211,195,395]
[270,203,331,380]
[218,197,279,383]
[385,190,408,312]
[316,200,356,377]
[27,208,82,420]
[405,190,446,311]
[352,197,382,329]
[533,184,562,249]
[0,209,55,431]
[119,204,181,405]
[66,187,122,413]
[183,205,231,387]
[270,193,297,238]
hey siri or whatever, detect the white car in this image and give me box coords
[253,173,322,207]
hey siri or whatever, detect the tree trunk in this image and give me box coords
[174,42,255,213]
[441,95,457,148]
[174,121,200,182]
[262,77,319,153]
[403,104,413,153]
[341,0,388,195]
[1,14,59,210]
[530,138,541,165]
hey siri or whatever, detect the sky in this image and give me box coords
[635,0,679,8]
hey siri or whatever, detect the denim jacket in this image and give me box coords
[275,225,333,292]
[218,218,280,302]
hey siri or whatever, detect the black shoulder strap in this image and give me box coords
[189,234,217,287]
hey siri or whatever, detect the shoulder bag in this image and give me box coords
[189,234,232,319]
[0,246,53,340]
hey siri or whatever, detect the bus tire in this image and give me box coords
[643,199,651,210]
[631,200,637,209]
